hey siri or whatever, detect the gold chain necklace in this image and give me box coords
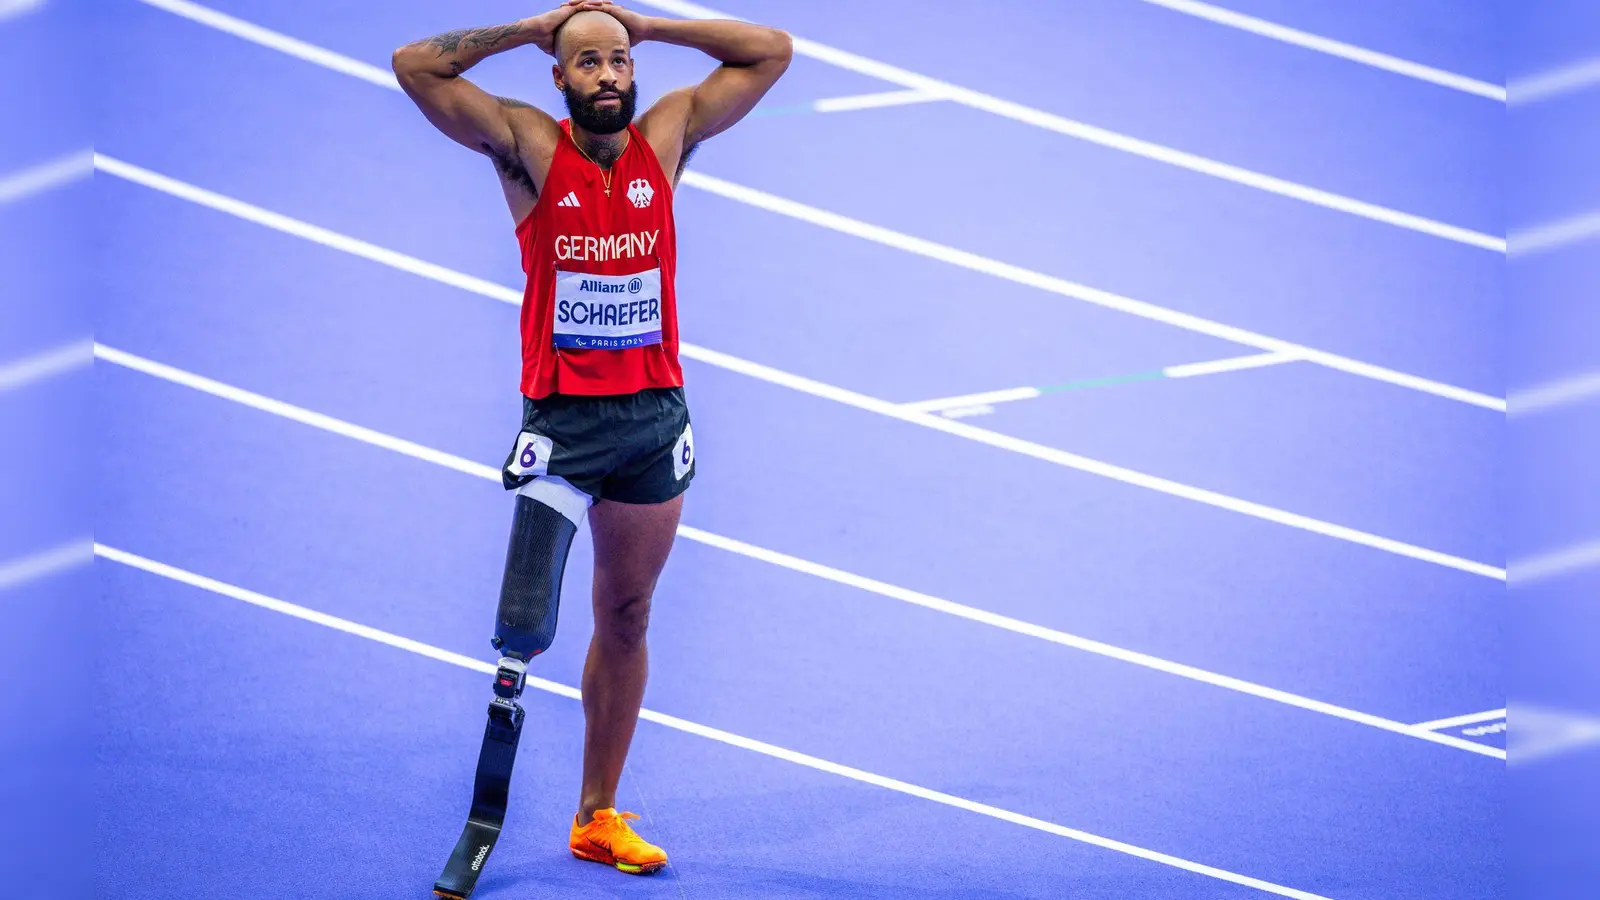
[570,128,626,197]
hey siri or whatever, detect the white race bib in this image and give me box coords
[553,267,663,350]
[505,431,553,481]
[672,423,694,481]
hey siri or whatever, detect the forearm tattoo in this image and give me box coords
[413,23,524,57]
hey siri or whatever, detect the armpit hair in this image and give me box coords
[483,140,536,196]
[484,97,538,196]
[675,141,700,183]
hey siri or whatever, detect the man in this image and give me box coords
[392,0,791,882]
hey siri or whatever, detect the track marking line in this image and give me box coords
[95,344,502,481]
[1131,0,1503,100]
[938,404,995,419]
[0,539,93,591]
[1509,540,1600,584]
[94,130,1510,429]
[752,90,944,116]
[1413,708,1506,732]
[136,0,400,90]
[902,386,1043,414]
[812,88,945,112]
[1165,350,1299,378]
[1510,706,1600,764]
[1508,371,1600,417]
[115,5,1508,408]
[0,151,92,206]
[902,351,1300,415]
[1509,210,1600,256]
[96,343,1506,759]
[0,340,93,393]
[1509,57,1600,105]
[628,0,1503,250]
[681,171,1504,411]
[91,158,1506,580]
[93,155,519,303]
[95,540,1337,900]
[0,0,45,23]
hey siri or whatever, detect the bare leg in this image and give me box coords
[576,493,683,824]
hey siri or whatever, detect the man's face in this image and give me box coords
[553,12,636,134]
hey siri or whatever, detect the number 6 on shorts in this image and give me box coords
[506,431,553,481]
[671,424,694,481]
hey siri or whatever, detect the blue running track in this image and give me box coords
[84,1,1503,897]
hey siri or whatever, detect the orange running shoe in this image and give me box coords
[569,809,668,875]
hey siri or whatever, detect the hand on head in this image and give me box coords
[541,0,650,55]
[533,0,612,56]
[580,2,652,44]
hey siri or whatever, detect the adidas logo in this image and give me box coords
[556,191,581,208]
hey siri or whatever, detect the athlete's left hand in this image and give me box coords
[585,1,655,45]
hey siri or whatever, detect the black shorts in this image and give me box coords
[501,387,695,505]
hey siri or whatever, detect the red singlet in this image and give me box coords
[515,120,683,399]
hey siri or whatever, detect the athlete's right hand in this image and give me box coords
[531,0,609,56]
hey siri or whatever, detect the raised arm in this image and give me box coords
[391,4,600,178]
[599,4,792,175]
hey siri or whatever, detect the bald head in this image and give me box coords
[552,8,638,135]
[554,9,629,63]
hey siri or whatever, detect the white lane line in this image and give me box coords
[96,342,1506,760]
[903,351,1298,415]
[0,0,45,23]
[0,151,92,206]
[136,0,400,91]
[92,158,1506,580]
[811,88,945,112]
[109,5,1510,411]
[1508,371,1600,417]
[644,345,1504,580]
[1509,540,1600,585]
[1132,0,1504,101]
[1413,708,1506,732]
[677,526,1502,760]
[902,386,1042,414]
[0,539,92,592]
[939,404,995,419]
[680,171,1505,411]
[94,344,503,481]
[93,155,519,303]
[631,0,1504,250]
[92,541,1330,900]
[0,340,92,393]
[1165,350,1298,378]
[98,543,551,675]
[1509,57,1600,105]
[1509,706,1600,764]
[1509,210,1600,256]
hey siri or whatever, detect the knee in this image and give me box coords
[596,592,652,649]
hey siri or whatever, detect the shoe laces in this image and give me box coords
[591,810,646,846]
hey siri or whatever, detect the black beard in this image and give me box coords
[563,81,638,136]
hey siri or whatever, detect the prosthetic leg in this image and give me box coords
[434,479,591,899]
